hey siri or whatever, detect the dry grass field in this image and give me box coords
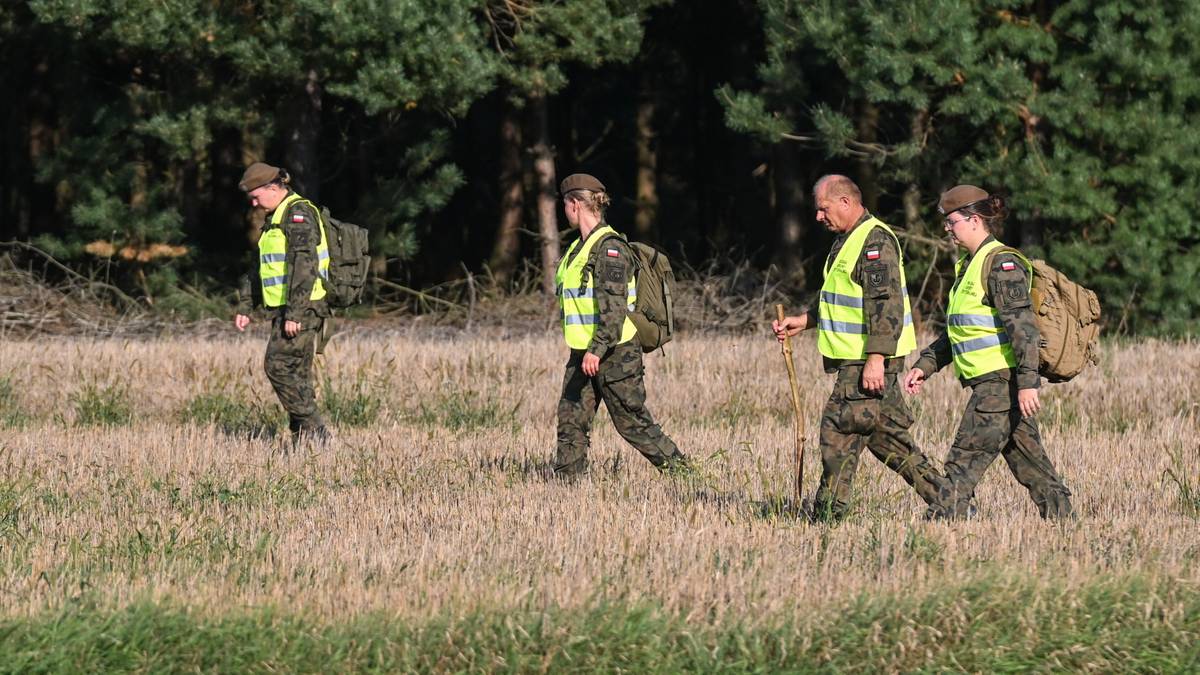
[1,326,1198,670]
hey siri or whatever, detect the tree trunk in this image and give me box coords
[285,68,322,200]
[528,93,560,295]
[856,101,879,212]
[634,72,659,239]
[903,109,930,231]
[210,126,244,252]
[773,140,806,285]
[489,101,524,286]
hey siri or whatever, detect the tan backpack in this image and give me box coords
[985,248,1102,382]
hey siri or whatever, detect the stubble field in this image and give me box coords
[0,326,1198,671]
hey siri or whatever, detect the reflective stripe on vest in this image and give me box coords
[553,225,638,350]
[258,193,330,307]
[946,239,1031,379]
[816,217,917,359]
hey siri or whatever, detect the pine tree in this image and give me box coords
[720,0,1200,333]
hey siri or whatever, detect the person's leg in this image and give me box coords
[864,375,949,510]
[937,378,1012,519]
[264,315,326,434]
[554,351,601,476]
[812,368,871,520]
[600,344,686,470]
[1000,407,1075,519]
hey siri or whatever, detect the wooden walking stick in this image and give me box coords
[775,304,806,506]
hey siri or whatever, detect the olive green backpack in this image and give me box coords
[587,233,677,353]
[319,207,370,308]
[984,247,1101,382]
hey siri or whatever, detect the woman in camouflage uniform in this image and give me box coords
[552,173,688,478]
[233,162,331,447]
[903,185,1073,520]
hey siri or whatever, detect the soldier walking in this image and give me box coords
[234,162,331,446]
[773,175,948,520]
[903,185,1073,520]
[552,173,688,478]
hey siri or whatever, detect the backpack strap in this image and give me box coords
[579,231,635,295]
[980,245,1029,296]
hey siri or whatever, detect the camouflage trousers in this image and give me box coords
[554,342,685,476]
[814,365,948,520]
[933,377,1073,520]
[265,314,327,433]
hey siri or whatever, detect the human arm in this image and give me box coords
[585,237,635,369]
[282,200,324,326]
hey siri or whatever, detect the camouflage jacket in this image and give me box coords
[803,212,909,373]
[913,235,1041,390]
[578,225,634,359]
[237,192,330,322]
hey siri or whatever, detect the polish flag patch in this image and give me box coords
[1001,261,1017,271]
[291,214,305,223]
[865,249,881,260]
[606,248,620,257]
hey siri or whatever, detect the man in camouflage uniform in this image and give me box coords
[774,175,948,520]
[553,173,688,478]
[904,185,1073,520]
[234,162,331,445]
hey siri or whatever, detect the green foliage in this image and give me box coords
[721,0,1200,333]
[180,390,284,438]
[18,0,502,294]
[0,574,1197,672]
[490,0,669,98]
[70,382,133,428]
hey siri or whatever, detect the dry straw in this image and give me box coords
[0,331,1196,625]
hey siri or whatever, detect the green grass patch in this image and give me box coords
[0,377,32,428]
[179,390,285,438]
[410,390,520,433]
[1,573,1197,672]
[1163,445,1200,518]
[321,376,382,428]
[70,382,133,428]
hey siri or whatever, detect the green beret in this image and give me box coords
[559,173,606,196]
[238,162,282,192]
[938,184,989,215]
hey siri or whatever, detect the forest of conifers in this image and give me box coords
[2,1,1198,334]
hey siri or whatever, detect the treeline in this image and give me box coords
[2,1,1197,334]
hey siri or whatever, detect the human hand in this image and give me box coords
[1018,388,1041,418]
[234,314,251,331]
[284,320,302,338]
[771,314,808,342]
[861,354,885,394]
[582,352,601,377]
[902,368,926,395]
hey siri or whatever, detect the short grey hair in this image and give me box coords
[812,174,862,203]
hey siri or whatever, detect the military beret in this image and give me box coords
[238,162,282,192]
[559,173,606,196]
[938,184,989,215]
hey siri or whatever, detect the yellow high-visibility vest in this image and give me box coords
[258,193,330,307]
[946,239,1032,379]
[816,217,916,359]
[554,225,637,350]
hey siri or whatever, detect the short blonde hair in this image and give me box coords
[564,189,611,217]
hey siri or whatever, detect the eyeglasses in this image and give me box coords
[943,214,972,229]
